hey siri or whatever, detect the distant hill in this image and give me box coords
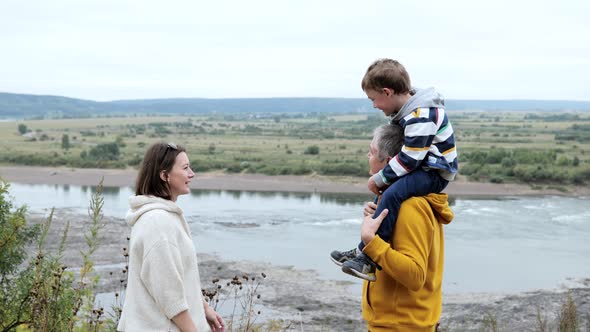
[1,92,589,118]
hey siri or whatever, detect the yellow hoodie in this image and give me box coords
[362,193,453,332]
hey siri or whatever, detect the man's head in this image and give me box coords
[362,59,412,116]
[368,124,404,175]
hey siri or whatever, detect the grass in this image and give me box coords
[1,110,589,183]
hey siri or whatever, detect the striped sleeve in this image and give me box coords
[379,108,439,184]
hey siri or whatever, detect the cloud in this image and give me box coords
[0,0,589,100]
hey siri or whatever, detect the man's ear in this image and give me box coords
[159,170,168,182]
[383,88,395,96]
[386,156,393,162]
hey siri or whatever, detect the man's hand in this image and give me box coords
[363,201,378,217]
[204,305,226,332]
[368,177,380,195]
[361,209,388,245]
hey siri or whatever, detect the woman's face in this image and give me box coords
[162,151,195,201]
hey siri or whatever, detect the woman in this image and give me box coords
[118,142,225,332]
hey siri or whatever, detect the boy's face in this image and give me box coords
[368,138,388,176]
[365,88,401,117]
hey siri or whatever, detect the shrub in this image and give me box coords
[18,124,28,135]
[226,163,243,173]
[88,142,120,161]
[571,167,590,184]
[0,180,40,331]
[557,156,571,166]
[319,162,365,177]
[0,179,117,331]
[485,148,509,164]
[127,154,143,167]
[501,157,516,168]
[459,163,481,177]
[490,176,504,184]
[61,134,70,150]
[293,165,313,175]
[304,145,320,155]
[573,156,580,167]
[558,292,579,332]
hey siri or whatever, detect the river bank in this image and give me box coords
[1,165,589,197]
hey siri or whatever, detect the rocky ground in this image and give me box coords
[28,208,590,331]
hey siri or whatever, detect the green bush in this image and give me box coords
[127,154,143,167]
[0,179,118,331]
[501,157,516,168]
[571,167,590,184]
[459,163,481,176]
[304,145,320,155]
[293,165,313,175]
[18,124,28,135]
[0,180,39,331]
[61,134,71,150]
[319,162,366,177]
[485,149,509,164]
[490,176,504,184]
[225,163,243,173]
[88,142,120,161]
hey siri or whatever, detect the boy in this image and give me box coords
[331,59,458,281]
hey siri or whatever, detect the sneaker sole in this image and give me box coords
[330,256,346,267]
[341,265,376,281]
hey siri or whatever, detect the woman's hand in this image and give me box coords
[204,305,226,332]
[363,201,378,217]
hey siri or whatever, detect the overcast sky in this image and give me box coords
[1,0,589,101]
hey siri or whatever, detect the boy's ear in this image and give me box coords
[160,170,168,182]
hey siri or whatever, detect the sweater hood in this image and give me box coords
[126,195,183,227]
[392,87,445,122]
[424,193,454,225]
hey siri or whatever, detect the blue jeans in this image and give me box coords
[358,168,448,251]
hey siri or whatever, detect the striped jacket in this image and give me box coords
[374,105,458,187]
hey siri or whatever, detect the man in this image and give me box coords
[359,124,454,332]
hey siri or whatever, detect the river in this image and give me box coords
[7,182,590,294]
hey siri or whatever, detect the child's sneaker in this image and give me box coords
[341,253,380,281]
[330,248,358,267]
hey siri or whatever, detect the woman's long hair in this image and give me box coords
[135,142,186,200]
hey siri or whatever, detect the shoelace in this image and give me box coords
[342,248,357,257]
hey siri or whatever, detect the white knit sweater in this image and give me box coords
[117,195,210,332]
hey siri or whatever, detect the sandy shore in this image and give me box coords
[28,208,590,331]
[1,165,589,197]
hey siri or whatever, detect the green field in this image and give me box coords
[1,110,589,185]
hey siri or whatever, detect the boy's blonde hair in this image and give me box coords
[361,59,411,95]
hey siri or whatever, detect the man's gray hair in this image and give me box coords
[373,124,404,161]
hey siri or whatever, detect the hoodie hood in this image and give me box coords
[392,87,445,122]
[126,195,183,227]
[424,193,453,225]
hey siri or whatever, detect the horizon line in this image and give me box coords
[1,91,590,103]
